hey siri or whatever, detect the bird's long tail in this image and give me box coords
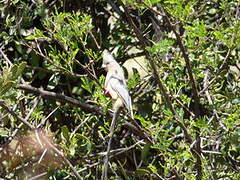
[129,99,134,119]
[102,109,119,180]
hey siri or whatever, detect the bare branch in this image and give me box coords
[29,172,48,180]
[39,129,83,180]
[17,84,103,115]
[38,106,59,128]
[26,65,88,78]
[0,101,35,129]
[10,97,40,139]
[0,46,13,66]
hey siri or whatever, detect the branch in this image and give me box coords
[39,129,83,180]
[119,1,150,47]
[26,65,88,78]
[38,107,59,128]
[83,140,144,158]
[29,172,48,180]
[118,51,146,63]
[0,101,35,129]
[120,1,193,144]
[17,84,103,115]
[137,0,200,116]
[135,1,203,178]
[0,46,13,66]
[10,97,40,139]
[150,61,193,143]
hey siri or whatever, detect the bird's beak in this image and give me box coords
[102,63,106,68]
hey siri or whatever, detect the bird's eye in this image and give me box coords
[106,62,109,65]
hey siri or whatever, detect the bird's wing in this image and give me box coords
[108,75,132,112]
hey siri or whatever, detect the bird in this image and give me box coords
[102,49,133,118]
[101,49,134,180]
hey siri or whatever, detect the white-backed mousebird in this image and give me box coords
[101,49,134,180]
[102,49,133,118]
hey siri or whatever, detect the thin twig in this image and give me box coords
[83,140,144,158]
[74,58,102,87]
[203,69,212,105]
[10,97,40,139]
[199,47,234,95]
[25,43,88,79]
[0,101,35,129]
[39,130,83,180]
[37,148,48,164]
[202,150,222,155]
[202,69,227,131]
[26,65,88,78]
[63,162,101,180]
[34,39,66,72]
[89,31,101,50]
[25,96,41,121]
[0,46,13,66]
[172,96,196,118]
[29,172,48,180]
[10,123,24,140]
[118,51,146,63]
[70,116,91,138]
[38,106,59,128]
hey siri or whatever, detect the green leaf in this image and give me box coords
[0,81,15,96]
[9,64,18,80]
[9,61,27,80]
[141,143,151,161]
[16,62,27,76]
[61,125,70,140]
[81,77,93,94]
[146,40,173,56]
[0,77,4,85]
[25,35,37,40]
[0,128,9,137]
[135,168,150,175]
[148,163,158,174]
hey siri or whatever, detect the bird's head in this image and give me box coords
[102,49,118,71]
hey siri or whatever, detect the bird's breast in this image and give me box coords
[105,86,119,100]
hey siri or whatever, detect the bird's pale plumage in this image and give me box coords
[102,50,133,118]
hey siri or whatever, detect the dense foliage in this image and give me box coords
[0,0,240,179]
